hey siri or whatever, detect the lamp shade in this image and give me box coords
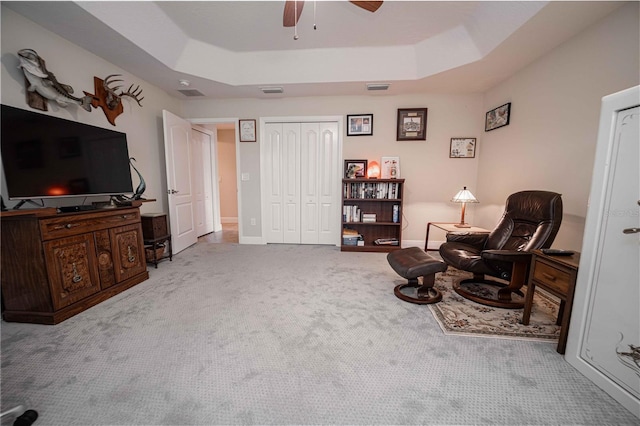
[367,161,380,179]
[451,187,478,203]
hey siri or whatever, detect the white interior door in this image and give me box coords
[567,87,640,418]
[317,122,340,245]
[191,127,216,237]
[162,110,197,254]
[300,122,340,245]
[263,119,341,246]
[191,128,206,237]
[200,129,216,235]
[264,123,284,243]
[300,123,319,244]
[282,123,301,244]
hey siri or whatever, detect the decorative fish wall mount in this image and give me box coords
[17,48,93,112]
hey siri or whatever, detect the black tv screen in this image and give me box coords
[1,105,134,200]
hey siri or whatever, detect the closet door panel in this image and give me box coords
[283,124,301,244]
[301,123,320,244]
[265,123,284,243]
[318,123,340,245]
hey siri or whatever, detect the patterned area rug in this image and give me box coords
[427,268,561,342]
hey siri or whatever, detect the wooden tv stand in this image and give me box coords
[1,206,149,324]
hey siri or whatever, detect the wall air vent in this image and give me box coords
[261,87,284,94]
[177,89,205,97]
[366,83,390,91]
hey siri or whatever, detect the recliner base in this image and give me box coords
[453,277,525,309]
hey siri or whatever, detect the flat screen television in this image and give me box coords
[1,104,134,201]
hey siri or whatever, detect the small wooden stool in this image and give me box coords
[387,247,448,304]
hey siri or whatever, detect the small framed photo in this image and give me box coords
[344,159,367,179]
[450,138,476,158]
[485,103,511,132]
[239,119,256,142]
[381,156,400,179]
[346,114,373,136]
[397,108,427,141]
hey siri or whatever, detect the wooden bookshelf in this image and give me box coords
[341,178,404,252]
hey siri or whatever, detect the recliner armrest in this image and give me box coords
[482,250,532,264]
[445,232,489,249]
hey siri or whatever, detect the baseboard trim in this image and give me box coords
[239,236,265,245]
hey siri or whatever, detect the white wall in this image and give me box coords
[181,93,484,242]
[3,3,638,250]
[476,2,640,251]
[0,6,182,215]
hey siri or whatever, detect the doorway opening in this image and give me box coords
[191,120,239,245]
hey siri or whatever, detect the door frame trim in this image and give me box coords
[259,115,344,245]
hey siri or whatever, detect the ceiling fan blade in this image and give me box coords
[283,1,305,27]
[349,1,383,13]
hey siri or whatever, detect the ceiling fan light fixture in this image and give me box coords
[261,86,284,94]
[366,83,390,91]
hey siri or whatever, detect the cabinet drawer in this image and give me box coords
[533,261,570,295]
[40,209,140,240]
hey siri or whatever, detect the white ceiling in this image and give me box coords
[4,1,624,100]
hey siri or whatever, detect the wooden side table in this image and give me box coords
[424,222,490,251]
[522,249,581,354]
[141,213,172,268]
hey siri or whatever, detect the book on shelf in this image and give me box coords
[342,205,361,222]
[342,228,359,236]
[362,213,376,223]
[343,181,401,200]
[392,204,400,223]
[374,238,399,246]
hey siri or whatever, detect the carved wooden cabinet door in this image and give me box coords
[43,233,100,310]
[110,223,146,283]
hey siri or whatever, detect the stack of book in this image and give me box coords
[374,238,399,246]
[342,228,364,246]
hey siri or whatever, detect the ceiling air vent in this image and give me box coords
[177,89,205,97]
[261,87,284,94]
[366,83,390,91]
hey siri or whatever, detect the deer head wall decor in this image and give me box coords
[84,74,144,126]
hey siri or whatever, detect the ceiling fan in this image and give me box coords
[283,1,383,27]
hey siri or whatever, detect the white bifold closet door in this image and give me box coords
[264,122,340,245]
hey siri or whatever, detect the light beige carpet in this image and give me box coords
[428,268,561,342]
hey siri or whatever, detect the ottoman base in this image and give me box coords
[387,247,448,305]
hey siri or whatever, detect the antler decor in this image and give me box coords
[84,75,144,126]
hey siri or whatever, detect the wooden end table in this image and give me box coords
[424,222,490,251]
[522,249,581,354]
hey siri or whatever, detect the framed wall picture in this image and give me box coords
[344,159,368,178]
[346,114,373,136]
[239,119,256,142]
[450,138,476,158]
[485,103,511,132]
[381,156,400,179]
[397,108,427,140]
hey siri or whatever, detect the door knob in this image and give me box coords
[623,228,640,234]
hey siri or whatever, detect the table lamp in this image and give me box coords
[451,186,478,228]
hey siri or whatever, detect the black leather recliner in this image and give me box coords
[439,190,563,308]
